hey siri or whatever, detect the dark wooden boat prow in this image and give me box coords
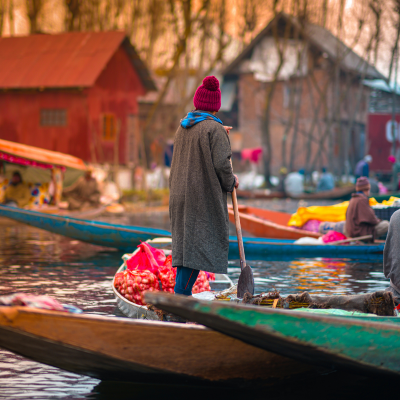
[236,189,285,199]
[289,186,354,201]
[0,306,317,383]
[146,292,400,378]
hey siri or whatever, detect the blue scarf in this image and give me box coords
[180,111,223,129]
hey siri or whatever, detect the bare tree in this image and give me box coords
[321,0,328,27]
[26,0,43,33]
[140,0,211,166]
[169,0,231,121]
[144,0,165,69]
[8,0,14,35]
[237,0,259,46]
[64,0,80,31]
[0,0,5,35]
[261,7,293,186]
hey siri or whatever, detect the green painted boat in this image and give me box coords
[146,292,400,377]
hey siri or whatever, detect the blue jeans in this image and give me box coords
[174,266,200,296]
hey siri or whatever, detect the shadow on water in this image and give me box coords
[89,372,396,400]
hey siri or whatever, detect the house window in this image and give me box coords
[102,114,116,141]
[40,109,67,126]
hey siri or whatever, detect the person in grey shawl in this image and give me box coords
[169,76,238,296]
[383,210,400,305]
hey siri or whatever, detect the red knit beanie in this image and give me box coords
[356,177,370,191]
[193,76,221,112]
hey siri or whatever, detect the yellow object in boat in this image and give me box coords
[288,197,400,227]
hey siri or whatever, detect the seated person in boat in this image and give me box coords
[388,155,400,192]
[63,168,100,211]
[276,167,288,194]
[316,167,334,192]
[3,171,31,208]
[169,76,238,296]
[383,210,400,305]
[354,155,372,179]
[345,177,388,241]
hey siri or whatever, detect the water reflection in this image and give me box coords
[228,257,388,296]
[0,220,390,399]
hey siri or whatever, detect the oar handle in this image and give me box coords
[230,161,246,270]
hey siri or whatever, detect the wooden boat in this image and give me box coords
[0,204,171,250]
[236,189,285,199]
[289,186,355,201]
[0,205,384,257]
[228,205,321,240]
[0,306,318,383]
[147,292,400,377]
[113,238,233,321]
[236,186,354,201]
[0,138,86,208]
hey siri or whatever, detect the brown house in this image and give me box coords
[223,13,384,176]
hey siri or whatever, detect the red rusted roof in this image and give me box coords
[0,31,156,90]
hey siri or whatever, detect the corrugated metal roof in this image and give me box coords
[363,79,400,96]
[0,31,156,91]
[224,13,385,80]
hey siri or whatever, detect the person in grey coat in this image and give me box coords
[383,209,400,305]
[169,76,238,296]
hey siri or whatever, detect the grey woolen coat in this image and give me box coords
[383,210,400,301]
[169,117,236,274]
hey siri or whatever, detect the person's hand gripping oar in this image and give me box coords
[230,159,255,298]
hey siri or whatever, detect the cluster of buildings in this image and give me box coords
[0,13,398,185]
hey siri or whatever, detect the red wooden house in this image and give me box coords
[0,31,156,165]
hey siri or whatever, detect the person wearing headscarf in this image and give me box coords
[169,75,238,296]
[354,155,372,179]
[383,210,400,305]
[3,171,31,208]
[276,166,288,194]
[63,167,100,210]
[388,155,400,192]
[345,177,389,241]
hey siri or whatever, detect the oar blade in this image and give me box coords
[237,264,255,298]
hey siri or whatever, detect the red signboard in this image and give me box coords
[367,113,400,172]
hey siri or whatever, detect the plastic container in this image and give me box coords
[373,207,400,221]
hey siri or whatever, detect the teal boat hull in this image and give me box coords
[0,205,385,257]
[146,292,400,377]
[0,205,171,251]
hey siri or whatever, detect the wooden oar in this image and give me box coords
[230,164,255,298]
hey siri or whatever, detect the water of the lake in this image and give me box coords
[0,214,395,399]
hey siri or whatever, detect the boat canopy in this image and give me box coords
[0,139,86,171]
